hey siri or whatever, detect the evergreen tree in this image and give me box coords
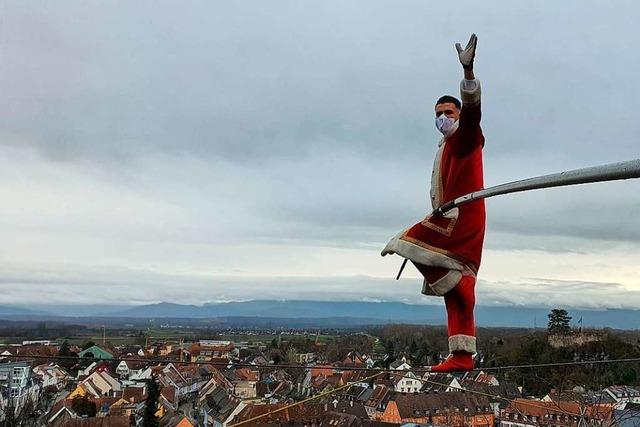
[81,340,96,351]
[409,340,418,355]
[143,378,161,427]
[384,339,395,356]
[58,340,78,371]
[548,309,572,335]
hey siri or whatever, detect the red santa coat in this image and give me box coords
[382,79,485,296]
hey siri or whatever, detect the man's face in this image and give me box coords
[435,102,460,120]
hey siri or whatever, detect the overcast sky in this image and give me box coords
[1,1,639,309]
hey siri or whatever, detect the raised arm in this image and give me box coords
[454,34,484,156]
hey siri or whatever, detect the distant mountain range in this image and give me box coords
[4,300,638,329]
[0,305,53,317]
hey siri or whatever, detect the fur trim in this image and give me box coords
[381,231,464,271]
[427,270,463,296]
[460,79,481,107]
[430,143,445,209]
[448,334,476,353]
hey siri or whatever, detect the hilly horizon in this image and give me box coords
[8,300,639,329]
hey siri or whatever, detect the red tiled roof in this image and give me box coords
[53,416,130,427]
[505,398,582,418]
[160,385,177,404]
[310,365,334,377]
[393,392,492,419]
[122,387,146,403]
[176,417,195,427]
[366,385,389,407]
[234,403,326,423]
[235,368,258,382]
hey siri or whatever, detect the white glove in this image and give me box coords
[456,33,477,70]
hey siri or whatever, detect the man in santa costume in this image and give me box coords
[381,34,485,372]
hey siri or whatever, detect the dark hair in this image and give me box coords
[435,95,461,110]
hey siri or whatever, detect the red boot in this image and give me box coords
[428,351,474,373]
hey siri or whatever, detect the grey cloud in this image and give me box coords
[1,1,640,306]
[1,263,638,310]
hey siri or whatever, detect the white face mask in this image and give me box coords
[435,115,456,135]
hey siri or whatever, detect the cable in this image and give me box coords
[228,371,385,427]
[228,370,585,426]
[4,353,640,374]
[5,353,618,425]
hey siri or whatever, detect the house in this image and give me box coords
[500,398,614,427]
[114,359,147,379]
[364,385,391,419]
[463,379,520,398]
[460,379,521,416]
[199,370,234,404]
[85,370,121,396]
[78,345,114,360]
[604,385,640,408]
[77,362,98,380]
[48,402,130,427]
[47,395,123,425]
[613,402,640,427]
[341,370,373,389]
[342,351,366,367]
[32,363,68,391]
[246,354,269,366]
[175,416,196,427]
[127,367,152,383]
[295,352,316,364]
[380,392,494,426]
[159,363,192,399]
[390,356,412,371]
[421,373,462,393]
[108,386,147,418]
[0,360,40,418]
[199,385,243,426]
[393,371,423,393]
[159,384,179,411]
[115,361,130,378]
[69,370,121,399]
[233,401,416,426]
[191,340,236,362]
[231,368,259,399]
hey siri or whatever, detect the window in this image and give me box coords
[13,367,23,376]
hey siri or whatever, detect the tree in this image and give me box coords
[385,339,395,356]
[409,340,418,355]
[285,346,298,363]
[142,377,161,427]
[81,340,96,351]
[71,395,97,417]
[548,309,572,335]
[58,340,78,370]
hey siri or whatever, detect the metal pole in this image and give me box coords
[434,159,640,215]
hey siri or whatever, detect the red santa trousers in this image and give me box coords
[414,264,476,353]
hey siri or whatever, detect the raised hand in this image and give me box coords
[456,33,477,71]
